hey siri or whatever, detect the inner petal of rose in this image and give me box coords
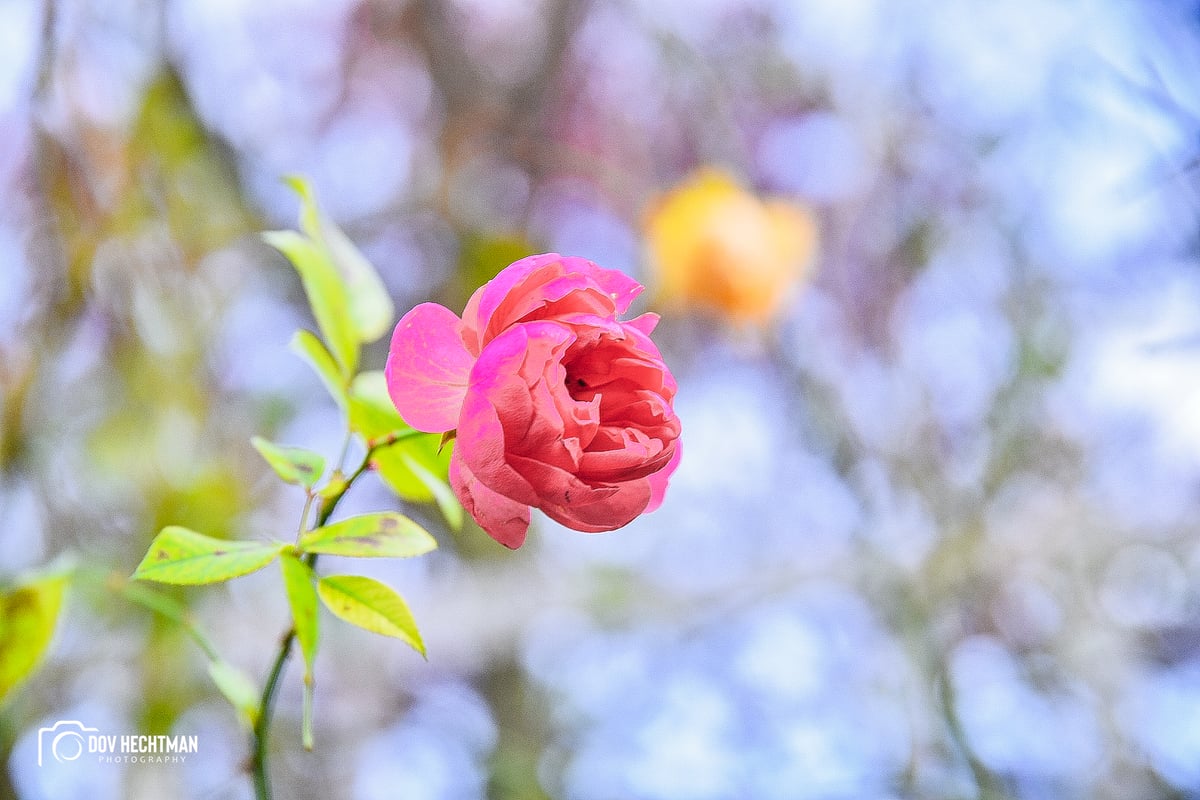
[559,333,680,484]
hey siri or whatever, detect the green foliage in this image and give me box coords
[349,371,463,529]
[299,512,437,559]
[289,330,349,408]
[130,69,252,258]
[133,526,281,585]
[129,175,452,787]
[347,370,407,438]
[263,229,360,379]
[279,555,319,672]
[384,449,463,531]
[208,659,261,727]
[317,575,426,657]
[0,574,68,703]
[284,175,395,343]
[279,553,318,749]
[265,177,395,387]
[250,436,326,489]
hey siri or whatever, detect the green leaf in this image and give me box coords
[116,579,220,661]
[250,436,326,489]
[279,554,318,675]
[373,443,462,527]
[400,449,463,531]
[317,575,425,656]
[133,527,281,585]
[347,371,405,437]
[207,659,260,727]
[289,329,348,408]
[279,552,318,750]
[0,575,67,702]
[348,371,462,527]
[300,513,437,559]
[285,175,394,343]
[263,229,358,378]
[347,371,407,441]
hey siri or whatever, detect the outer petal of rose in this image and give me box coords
[457,386,540,507]
[508,454,620,509]
[385,303,475,433]
[626,312,660,335]
[540,478,653,532]
[450,451,530,548]
[460,253,560,352]
[644,438,682,513]
[568,256,643,314]
[463,254,645,347]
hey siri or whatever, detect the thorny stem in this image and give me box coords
[250,429,425,800]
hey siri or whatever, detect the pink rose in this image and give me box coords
[385,253,682,548]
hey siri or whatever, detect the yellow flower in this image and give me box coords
[644,169,818,323]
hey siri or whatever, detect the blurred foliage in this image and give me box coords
[0,574,66,705]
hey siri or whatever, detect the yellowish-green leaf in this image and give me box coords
[279,552,318,749]
[133,527,281,585]
[398,449,463,531]
[300,513,437,558]
[317,575,425,656]
[373,441,461,526]
[263,229,358,378]
[0,575,67,703]
[250,436,325,489]
[207,659,260,727]
[289,329,348,408]
[279,553,318,672]
[346,372,461,527]
[285,175,394,343]
[347,370,408,440]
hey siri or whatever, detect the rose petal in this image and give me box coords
[627,312,660,335]
[508,454,620,508]
[461,253,560,353]
[578,257,643,314]
[462,254,646,350]
[458,387,540,507]
[450,452,530,548]
[385,303,476,433]
[645,439,682,513]
[457,324,578,507]
[540,478,653,532]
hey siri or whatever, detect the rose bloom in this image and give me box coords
[385,254,682,548]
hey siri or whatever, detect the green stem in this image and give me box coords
[249,429,420,800]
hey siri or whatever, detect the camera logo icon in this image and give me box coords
[37,720,99,766]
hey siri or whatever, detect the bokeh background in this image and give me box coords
[3,0,1200,798]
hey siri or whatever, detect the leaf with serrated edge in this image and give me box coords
[263,229,358,378]
[317,575,425,656]
[207,660,259,726]
[300,513,436,559]
[251,436,325,489]
[0,576,66,702]
[289,330,348,408]
[133,527,281,585]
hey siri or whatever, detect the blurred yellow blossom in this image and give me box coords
[644,168,819,323]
